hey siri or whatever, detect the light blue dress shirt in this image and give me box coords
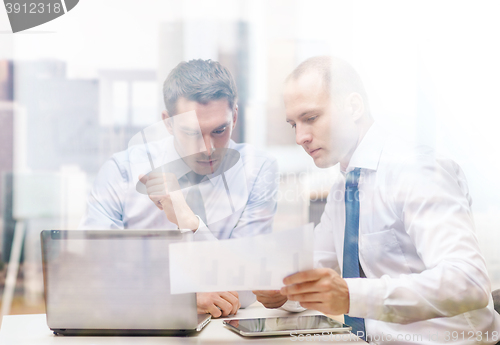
[78,137,279,307]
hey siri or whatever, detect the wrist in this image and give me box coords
[177,211,200,231]
[190,215,201,232]
[341,278,350,314]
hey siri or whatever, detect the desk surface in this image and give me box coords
[0,303,364,344]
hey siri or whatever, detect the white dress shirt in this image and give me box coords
[315,123,500,344]
[79,137,279,307]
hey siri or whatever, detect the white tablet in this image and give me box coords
[223,314,351,337]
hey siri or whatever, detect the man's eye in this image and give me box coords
[290,124,296,129]
[184,131,200,136]
[213,128,226,135]
[307,116,317,122]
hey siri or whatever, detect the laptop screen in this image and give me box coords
[41,230,198,330]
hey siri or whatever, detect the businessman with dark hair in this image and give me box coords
[80,59,279,318]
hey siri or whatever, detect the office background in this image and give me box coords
[1,0,499,316]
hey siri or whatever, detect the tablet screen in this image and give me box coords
[224,315,350,335]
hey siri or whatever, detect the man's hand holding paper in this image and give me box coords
[252,290,288,309]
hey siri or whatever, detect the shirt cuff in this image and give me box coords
[344,277,386,319]
[178,215,202,234]
[280,300,307,313]
[192,216,218,241]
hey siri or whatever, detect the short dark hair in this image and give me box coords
[163,59,238,115]
[287,56,369,108]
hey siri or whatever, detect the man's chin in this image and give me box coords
[312,156,335,169]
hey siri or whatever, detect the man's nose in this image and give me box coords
[201,135,214,156]
[295,125,312,146]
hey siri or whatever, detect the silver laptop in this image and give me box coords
[40,230,211,336]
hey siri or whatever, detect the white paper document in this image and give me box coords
[169,224,314,294]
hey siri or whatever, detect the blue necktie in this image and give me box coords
[342,168,366,340]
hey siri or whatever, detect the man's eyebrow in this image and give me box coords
[212,121,231,131]
[298,110,320,119]
[287,110,320,123]
[179,125,200,132]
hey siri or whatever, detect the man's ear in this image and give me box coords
[232,105,238,130]
[162,110,174,135]
[345,93,364,122]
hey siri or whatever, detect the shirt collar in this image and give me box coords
[344,122,386,174]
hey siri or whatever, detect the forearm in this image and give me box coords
[78,198,124,230]
[346,260,491,324]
